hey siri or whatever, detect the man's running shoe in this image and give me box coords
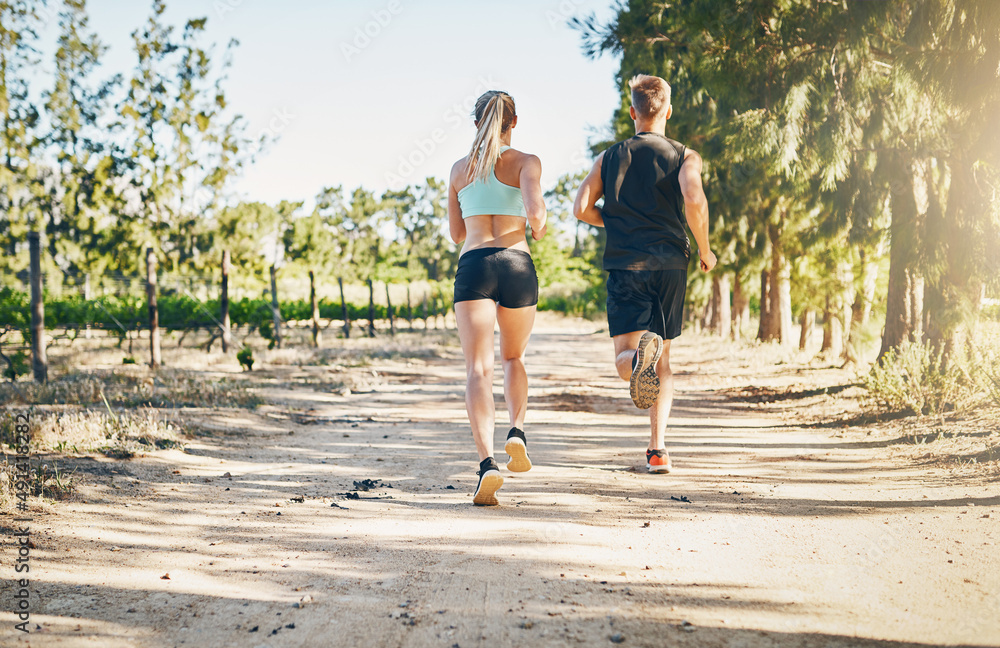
[504,427,532,473]
[630,331,663,409]
[646,448,672,474]
[473,457,504,506]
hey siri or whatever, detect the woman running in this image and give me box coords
[448,90,547,506]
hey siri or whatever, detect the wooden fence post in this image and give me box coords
[406,284,412,331]
[84,272,92,339]
[367,278,375,338]
[434,286,443,329]
[338,277,350,338]
[385,283,395,337]
[28,232,47,383]
[310,269,321,348]
[270,264,282,348]
[146,246,161,369]
[221,250,231,352]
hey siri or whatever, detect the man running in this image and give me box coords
[573,73,716,474]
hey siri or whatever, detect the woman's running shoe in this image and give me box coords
[646,448,672,474]
[473,457,504,506]
[630,331,663,409]
[504,427,532,472]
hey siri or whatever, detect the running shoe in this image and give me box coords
[473,457,504,506]
[504,427,532,472]
[630,331,663,409]
[646,448,672,474]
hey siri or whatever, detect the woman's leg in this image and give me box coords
[455,299,498,461]
[497,305,536,429]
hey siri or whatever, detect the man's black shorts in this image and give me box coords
[606,268,687,339]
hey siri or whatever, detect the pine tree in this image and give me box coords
[0,0,43,275]
[42,0,121,280]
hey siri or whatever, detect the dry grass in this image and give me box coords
[0,458,79,513]
[1,408,184,457]
[0,369,263,409]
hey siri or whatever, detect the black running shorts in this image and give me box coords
[606,268,687,339]
[454,247,538,309]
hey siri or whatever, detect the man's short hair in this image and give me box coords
[629,74,671,118]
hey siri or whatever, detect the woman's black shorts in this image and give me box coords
[454,247,538,309]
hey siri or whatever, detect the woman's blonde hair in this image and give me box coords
[467,90,516,183]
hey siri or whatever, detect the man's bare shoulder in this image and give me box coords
[683,148,702,163]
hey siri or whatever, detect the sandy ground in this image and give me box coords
[2,318,999,648]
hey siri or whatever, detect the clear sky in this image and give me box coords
[46,0,623,207]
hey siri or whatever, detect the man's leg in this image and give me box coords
[649,339,673,451]
[612,331,645,381]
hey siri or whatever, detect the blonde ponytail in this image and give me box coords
[467,91,516,183]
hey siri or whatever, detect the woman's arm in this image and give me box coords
[573,152,605,227]
[519,154,546,240]
[448,160,467,244]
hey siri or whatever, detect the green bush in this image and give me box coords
[237,346,254,371]
[864,340,997,416]
[3,350,29,381]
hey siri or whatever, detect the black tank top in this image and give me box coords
[600,132,690,271]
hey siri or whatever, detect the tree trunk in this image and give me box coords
[221,250,231,353]
[925,158,981,361]
[842,252,878,363]
[711,274,731,338]
[269,264,282,349]
[146,246,161,369]
[309,269,321,348]
[799,308,814,351]
[367,278,376,338]
[29,232,47,383]
[385,282,395,337]
[406,284,413,331]
[701,295,714,332]
[907,272,923,343]
[757,269,771,341]
[878,154,921,361]
[84,273,92,340]
[732,276,749,341]
[821,295,843,355]
[338,277,350,338]
[772,222,793,344]
[842,253,878,364]
[762,217,792,343]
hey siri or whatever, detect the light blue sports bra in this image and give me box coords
[457,146,527,219]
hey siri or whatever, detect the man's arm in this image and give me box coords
[573,152,605,228]
[679,149,716,272]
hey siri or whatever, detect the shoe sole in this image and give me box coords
[504,437,532,473]
[630,332,663,409]
[647,458,673,474]
[473,470,504,506]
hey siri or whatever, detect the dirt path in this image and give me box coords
[3,321,999,647]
